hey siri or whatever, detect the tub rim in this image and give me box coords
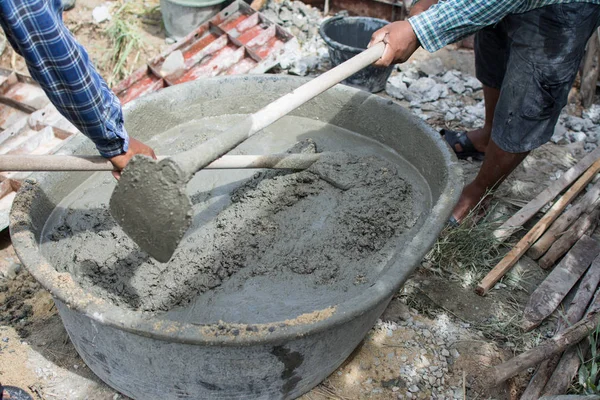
[319,15,390,55]
[9,75,462,346]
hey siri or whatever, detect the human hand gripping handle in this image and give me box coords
[109,137,157,179]
[368,21,421,67]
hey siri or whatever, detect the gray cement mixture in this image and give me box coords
[40,115,429,325]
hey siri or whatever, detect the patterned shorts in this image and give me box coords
[475,3,600,153]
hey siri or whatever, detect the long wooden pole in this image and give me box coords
[493,146,600,240]
[529,180,600,260]
[477,159,600,295]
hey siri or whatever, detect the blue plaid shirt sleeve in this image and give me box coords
[0,0,129,158]
[408,0,526,52]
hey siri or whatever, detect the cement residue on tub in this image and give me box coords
[40,115,428,324]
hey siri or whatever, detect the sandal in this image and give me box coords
[447,216,460,228]
[1,385,33,400]
[440,129,485,161]
[447,194,493,228]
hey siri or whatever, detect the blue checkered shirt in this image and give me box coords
[0,0,129,158]
[410,0,600,53]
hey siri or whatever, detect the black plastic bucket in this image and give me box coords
[319,16,393,93]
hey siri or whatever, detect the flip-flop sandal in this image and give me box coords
[1,385,33,400]
[440,129,485,161]
[447,216,460,228]
[446,195,492,228]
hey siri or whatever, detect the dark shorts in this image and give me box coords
[475,3,600,153]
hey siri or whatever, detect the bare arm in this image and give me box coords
[409,0,439,17]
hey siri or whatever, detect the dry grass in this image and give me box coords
[104,1,146,86]
[425,196,507,283]
[419,195,547,352]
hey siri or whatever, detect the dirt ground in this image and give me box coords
[0,1,593,399]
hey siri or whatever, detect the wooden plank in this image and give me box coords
[581,29,600,109]
[493,146,600,241]
[477,160,600,295]
[520,359,561,400]
[493,289,600,385]
[543,341,588,396]
[539,208,600,270]
[0,93,37,114]
[529,180,600,260]
[540,396,600,400]
[521,254,600,398]
[522,235,600,331]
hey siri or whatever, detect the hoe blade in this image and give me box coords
[109,155,192,263]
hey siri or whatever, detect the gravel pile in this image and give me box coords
[320,297,494,400]
[370,314,467,399]
[386,60,485,130]
[553,108,600,152]
[264,0,331,75]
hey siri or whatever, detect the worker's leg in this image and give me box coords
[445,24,507,156]
[452,141,528,221]
[462,25,508,153]
[460,86,500,153]
[452,3,600,223]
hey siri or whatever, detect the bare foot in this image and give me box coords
[451,182,488,223]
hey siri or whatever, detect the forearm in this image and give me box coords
[0,0,129,158]
[409,0,438,17]
[408,0,525,52]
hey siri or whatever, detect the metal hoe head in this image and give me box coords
[109,155,193,263]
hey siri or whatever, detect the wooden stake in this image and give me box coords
[543,341,588,396]
[539,208,600,270]
[493,290,600,385]
[529,180,600,260]
[541,253,600,394]
[522,235,600,331]
[539,396,600,400]
[522,254,600,398]
[520,359,561,400]
[560,254,600,329]
[581,28,600,109]
[477,160,600,295]
[493,147,600,241]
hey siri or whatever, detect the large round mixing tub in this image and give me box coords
[10,75,462,399]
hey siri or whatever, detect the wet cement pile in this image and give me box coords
[40,115,426,321]
[42,150,417,315]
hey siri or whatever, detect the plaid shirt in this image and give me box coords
[410,0,600,53]
[0,0,128,158]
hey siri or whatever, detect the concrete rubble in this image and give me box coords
[266,0,331,75]
[386,63,485,128]
[92,4,111,24]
